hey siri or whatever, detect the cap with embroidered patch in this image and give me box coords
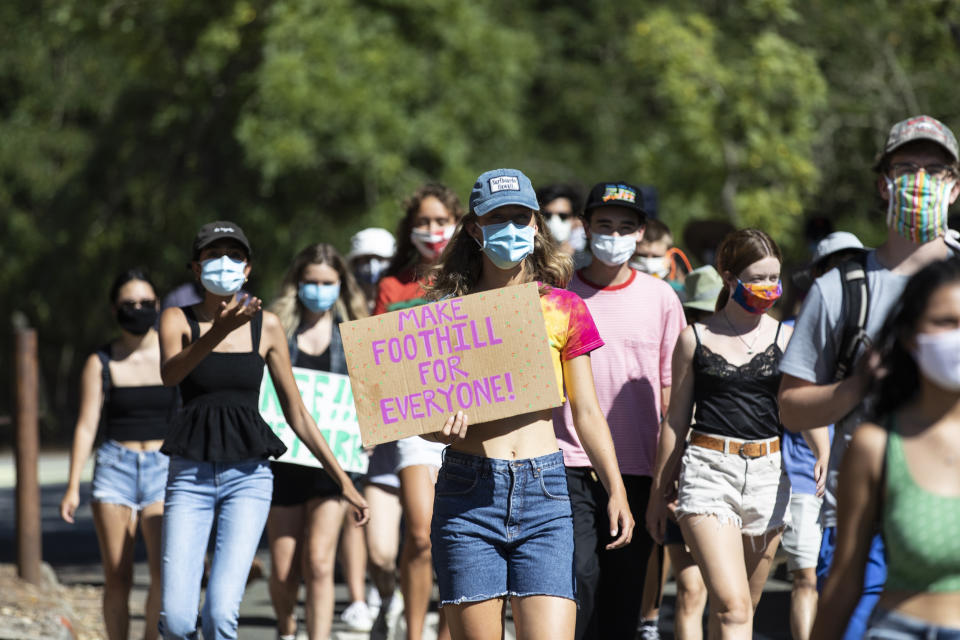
[876,115,959,169]
[469,169,539,216]
[584,181,649,219]
[192,221,251,259]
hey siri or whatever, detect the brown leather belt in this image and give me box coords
[690,432,780,458]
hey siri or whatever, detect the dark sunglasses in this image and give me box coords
[118,299,157,311]
[544,211,573,221]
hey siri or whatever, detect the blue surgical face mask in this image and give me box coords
[298,282,340,312]
[477,221,536,270]
[200,256,247,296]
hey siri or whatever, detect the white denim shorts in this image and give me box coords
[395,436,445,473]
[675,433,791,537]
[781,492,823,571]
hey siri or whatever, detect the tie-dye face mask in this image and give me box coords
[732,280,782,314]
[885,172,955,243]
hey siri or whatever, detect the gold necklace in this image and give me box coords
[722,310,762,355]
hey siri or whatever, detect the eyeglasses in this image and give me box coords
[119,299,156,311]
[889,162,958,179]
[544,211,573,221]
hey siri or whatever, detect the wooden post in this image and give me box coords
[14,327,42,584]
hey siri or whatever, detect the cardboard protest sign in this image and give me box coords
[259,367,368,474]
[341,282,561,446]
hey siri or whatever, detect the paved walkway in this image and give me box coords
[0,449,792,639]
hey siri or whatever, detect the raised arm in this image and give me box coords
[811,422,887,640]
[646,325,696,544]
[158,296,262,386]
[60,353,105,523]
[261,311,369,525]
[563,353,634,550]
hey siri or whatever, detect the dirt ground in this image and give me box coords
[0,564,106,640]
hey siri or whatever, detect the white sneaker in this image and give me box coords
[341,600,375,631]
[367,585,383,611]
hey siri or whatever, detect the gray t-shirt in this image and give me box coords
[779,250,909,528]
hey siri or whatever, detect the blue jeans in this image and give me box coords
[430,450,576,606]
[867,608,960,639]
[818,527,887,640]
[159,456,273,639]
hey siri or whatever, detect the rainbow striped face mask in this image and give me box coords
[885,172,955,243]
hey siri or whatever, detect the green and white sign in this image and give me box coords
[259,366,368,474]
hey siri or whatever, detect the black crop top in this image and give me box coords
[160,307,286,462]
[691,323,784,441]
[97,346,177,442]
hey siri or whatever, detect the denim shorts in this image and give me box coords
[430,450,575,606]
[675,433,791,537]
[91,439,169,510]
[866,608,960,639]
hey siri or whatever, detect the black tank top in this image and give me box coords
[160,307,286,462]
[691,323,784,441]
[97,346,177,442]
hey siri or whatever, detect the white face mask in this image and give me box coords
[631,255,669,278]
[568,225,587,252]
[912,327,960,391]
[545,215,573,244]
[590,233,637,267]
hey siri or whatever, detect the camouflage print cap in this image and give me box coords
[879,115,959,165]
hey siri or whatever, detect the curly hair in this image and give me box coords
[385,183,465,279]
[426,210,573,299]
[270,243,368,338]
[714,228,782,312]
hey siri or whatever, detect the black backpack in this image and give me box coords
[833,253,871,382]
[833,230,960,382]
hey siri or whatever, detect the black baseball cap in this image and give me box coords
[583,182,650,221]
[192,221,252,259]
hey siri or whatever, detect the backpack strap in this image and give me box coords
[834,252,871,381]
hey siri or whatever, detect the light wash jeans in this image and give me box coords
[159,456,273,639]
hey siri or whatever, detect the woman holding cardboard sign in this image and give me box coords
[425,169,634,640]
[157,222,369,640]
[267,242,372,639]
[373,183,464,640]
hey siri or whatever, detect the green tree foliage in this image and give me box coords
[2,0,960,434]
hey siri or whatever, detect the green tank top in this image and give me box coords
[883,426,960,592]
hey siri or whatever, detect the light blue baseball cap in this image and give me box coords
[469,168,539,216]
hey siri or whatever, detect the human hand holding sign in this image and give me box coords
[425,411,470,445]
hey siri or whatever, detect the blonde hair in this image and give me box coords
[271,243,368,337]
[426,210,573,299]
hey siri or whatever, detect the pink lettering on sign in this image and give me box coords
[372,316,502,363]
[378,372,519,424]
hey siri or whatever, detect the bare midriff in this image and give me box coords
[447,409,561,460]
[879,591,960,628]
[115,439,165,452]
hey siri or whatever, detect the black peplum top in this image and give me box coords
[160,306,287,462]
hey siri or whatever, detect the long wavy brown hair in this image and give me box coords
[385,183,465,280]
[271,243,368,337]
[426,210,573,299]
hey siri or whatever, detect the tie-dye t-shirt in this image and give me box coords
[539,284,604,402]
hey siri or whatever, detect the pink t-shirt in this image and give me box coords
[552,269,686,476]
